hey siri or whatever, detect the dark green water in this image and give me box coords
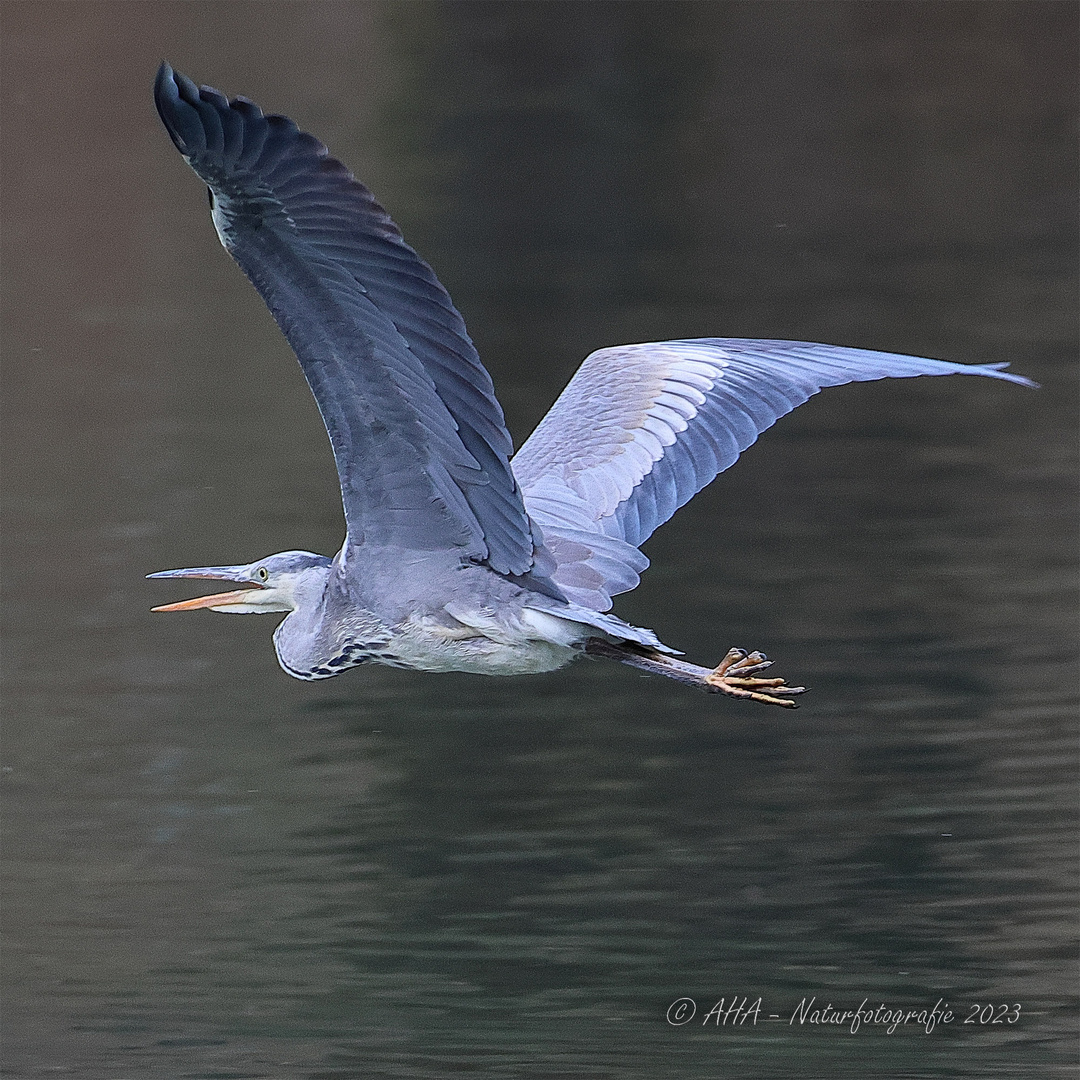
[3,3,1076,1077]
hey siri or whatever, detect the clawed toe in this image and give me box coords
[724,676,788,689]
[705,648,807,708]
[713,648,774,677]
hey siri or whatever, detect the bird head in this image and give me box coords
[148,551,333,614]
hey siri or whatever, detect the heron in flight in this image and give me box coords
[149,64,1035,707]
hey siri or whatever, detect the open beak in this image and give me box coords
[147,566,264,612]
[151,589,263,612]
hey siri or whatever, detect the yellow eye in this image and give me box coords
[257,567,269,581]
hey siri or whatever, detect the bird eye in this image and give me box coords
[257,567,269,581]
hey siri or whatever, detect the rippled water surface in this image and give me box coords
[3,3,1076,1077]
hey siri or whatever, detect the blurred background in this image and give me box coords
[2,2,1076,1077]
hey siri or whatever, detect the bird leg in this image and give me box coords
[583,639,807,708]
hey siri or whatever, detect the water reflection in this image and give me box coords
[70,666,1073,1077]
[2,2,1075,1077]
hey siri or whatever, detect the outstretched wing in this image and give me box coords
[513,339,1036,611]
[154,64,541,579]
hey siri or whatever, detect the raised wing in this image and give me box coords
[513,339,1036,611]
[154,64,541,579]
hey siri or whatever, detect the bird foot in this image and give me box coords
[582,639,807,707]
[703,648,807,708]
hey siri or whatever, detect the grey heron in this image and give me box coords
[149,64,1035,707]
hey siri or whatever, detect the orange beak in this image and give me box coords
[151,588,262,613]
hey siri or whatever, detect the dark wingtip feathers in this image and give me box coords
[154,62,216,158]
[154,62,185,151]
[154,63,276,171]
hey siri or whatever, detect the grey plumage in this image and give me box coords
[514,339,1033,611]
[154,63,545,586]
[149,65,1035,705]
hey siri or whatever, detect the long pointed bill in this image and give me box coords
[152,589,262,613]
[147,565,265,613]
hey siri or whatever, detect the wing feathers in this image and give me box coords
[155,64,543,579]
[515,338,1035,609]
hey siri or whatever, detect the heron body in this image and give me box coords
[153,547,665,680]
[150,65,1035,705]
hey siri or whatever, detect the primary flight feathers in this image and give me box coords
[154,62,541,581]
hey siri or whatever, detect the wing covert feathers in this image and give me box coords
[514,339,1035,609]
